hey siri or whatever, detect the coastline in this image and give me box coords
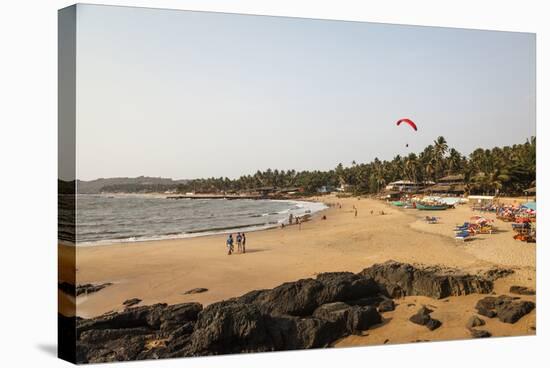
[73,197,328,246]
[61,194,535,345]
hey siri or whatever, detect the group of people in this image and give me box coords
[226,232,246,255]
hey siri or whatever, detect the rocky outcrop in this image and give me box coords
[360,261,494,299]
[75,272,384,363]
[475,295,535,323]
[509,286,535,296]
[73,263,499,363]
[409,306,441,330]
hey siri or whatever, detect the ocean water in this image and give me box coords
[70,194,326,245]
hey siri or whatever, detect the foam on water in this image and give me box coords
[73,195,327,246]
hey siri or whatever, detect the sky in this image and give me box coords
[73,4,535,181]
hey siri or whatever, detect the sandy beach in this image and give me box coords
[59,195,535,345]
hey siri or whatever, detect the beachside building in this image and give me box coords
[385,180,433,193]
[423,174,465,195]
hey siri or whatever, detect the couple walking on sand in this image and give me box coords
[226,232,246,255]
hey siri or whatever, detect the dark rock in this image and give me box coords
[466,315,485,328]
[469,329,491,338]
[378,299,395,312]
[409,306,441,330]
[184,288,208,294]
[361,261,493,299]
[76,282,113,296]
[475,297,497,318]
[509,286,535,296]
[266,315,340,350]
[483,267,514,281]
[495,298,535,324]
[186,300,273,355]
[312,302,381,334]
[240,273,379,317]
[426,319,442,331]
[76,264,505,362]
[123,298,142,307]
[244,278,325,316]
[315,272,379,303]
[347,295,387,307]
[475,295,535,323]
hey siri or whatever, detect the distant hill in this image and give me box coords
[74,176,188,194]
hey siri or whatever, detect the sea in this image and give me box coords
[63,194,326,245]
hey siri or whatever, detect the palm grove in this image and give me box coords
[176,137,536,196]
[101,137,536,196]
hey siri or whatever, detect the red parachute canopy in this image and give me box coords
[396,118,418,131]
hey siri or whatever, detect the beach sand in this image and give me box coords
[59,195,536,344]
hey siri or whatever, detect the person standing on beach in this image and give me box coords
[242,233,246,253]
[236,232,243,253]
[353,205,358,218]
[226,234,233,255]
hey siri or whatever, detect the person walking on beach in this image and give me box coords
[353,205,358,218]
[226,234,234,255]
[236,232,243,253]
[242,233,246,253]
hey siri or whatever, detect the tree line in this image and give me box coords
[100,136,535,196]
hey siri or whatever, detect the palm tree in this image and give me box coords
[433,136,448,178]
[446,148,463,175]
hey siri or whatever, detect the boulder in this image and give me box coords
[466,315,485,328]
[315,272,379,303]
[312,302,381,334]
[509,286,535,296]
[475,295,535,323]
[409,306,441,331]
[469,329,491,338]
[475,297,497,318]
[186,301,273,355]
[241,273,379,317]
[245,278,325,316]
[361,261,493,299]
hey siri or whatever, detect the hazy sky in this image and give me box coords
[75,4,535,181]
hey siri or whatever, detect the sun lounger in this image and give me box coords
[455,231,473,241]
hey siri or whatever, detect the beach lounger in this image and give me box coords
[455,230,473,241]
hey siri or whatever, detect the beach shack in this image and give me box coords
[385,180,433,193]
[423,174,465,195]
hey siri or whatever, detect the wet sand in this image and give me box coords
[59,195,536,342]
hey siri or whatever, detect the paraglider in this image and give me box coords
[396,118,418,131]
[396,118,417,148]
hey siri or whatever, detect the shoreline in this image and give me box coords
[61,194,535,346]
[72,197,328,246]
